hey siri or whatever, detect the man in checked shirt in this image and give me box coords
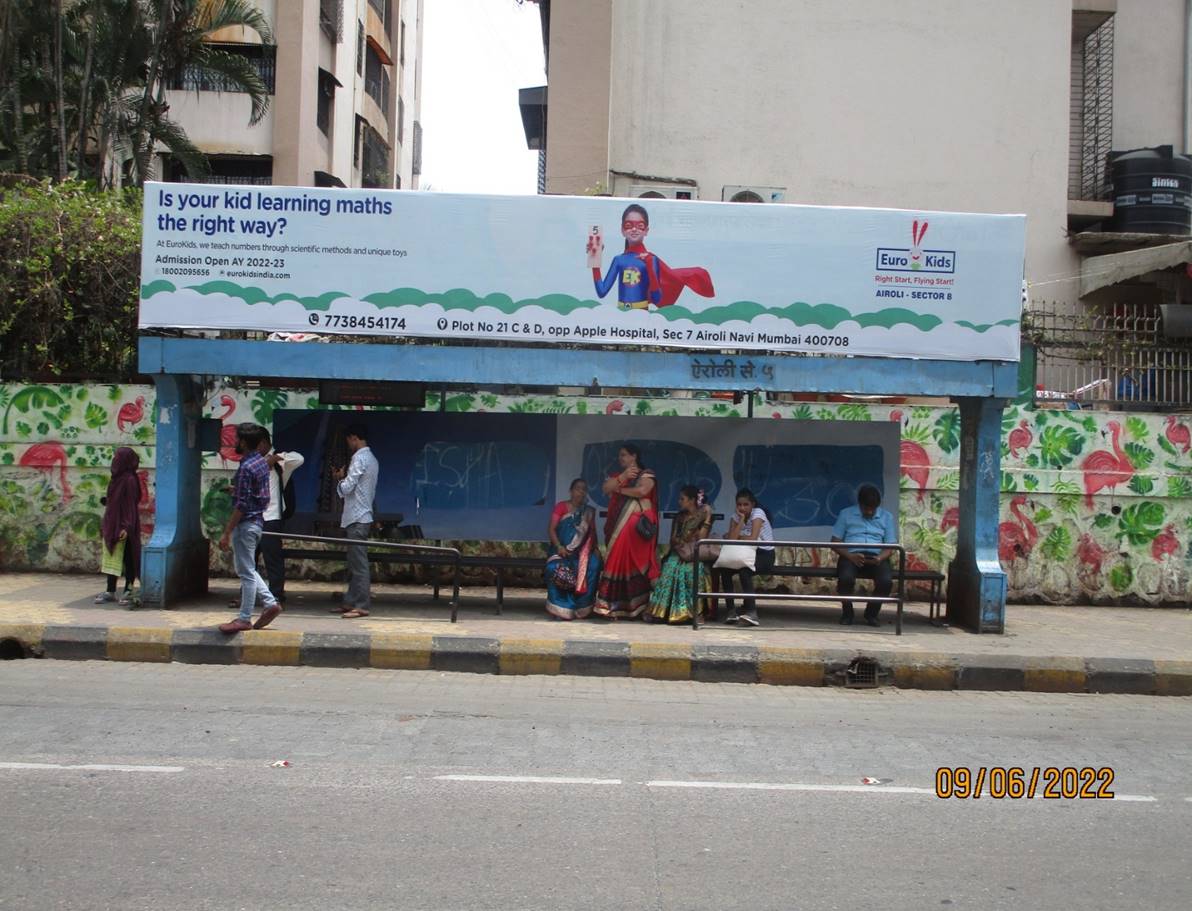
[219,423,283,634]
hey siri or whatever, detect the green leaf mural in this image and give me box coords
[636,401,654,416]
[1128,475,1154,495]
[1000,471,1017,492]
[903,423,933,445]
[1123,442,1154,470]
[1108,562,1133,593]
[837,403,871,421]
[3,386,66,435]
[1092,513,1114,529]
[250,389,290,425]
[444,394,476,413]
[84,402,108,429]
[1168,476,1192,499]
[1157,435,1178,456]
[1022,473,1039,491]
[1125,416,1148,442]
[1038,425,1084,468]
[932,410,961,453]
[791,405,813,421]
[1116,501,1165,546]
[1033,506,1053,525]
[1040,526,1072,561]
[1055,493,1081,516]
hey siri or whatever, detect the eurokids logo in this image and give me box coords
[875,220,956,274]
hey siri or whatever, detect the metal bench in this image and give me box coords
[694,539,917,635]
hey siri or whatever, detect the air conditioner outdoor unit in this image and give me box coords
[722,185,786,203]
[628,184,698,200]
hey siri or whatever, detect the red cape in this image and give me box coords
[624,243,714,307]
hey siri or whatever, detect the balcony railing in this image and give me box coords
[361,126,390,188]
[364,76,389,115]
[172,44,277,94]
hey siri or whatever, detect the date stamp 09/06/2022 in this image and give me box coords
[934,767,1116,800]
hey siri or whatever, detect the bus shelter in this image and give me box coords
[137,185,1025,633]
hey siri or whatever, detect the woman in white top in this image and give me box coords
[716,488,774,627]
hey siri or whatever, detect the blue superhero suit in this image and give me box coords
[592,246,662,309]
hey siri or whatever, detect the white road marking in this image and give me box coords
[646,780,937,795]
[1111,794,1157,802]
[0,761,184,773]
[434,774,622,786]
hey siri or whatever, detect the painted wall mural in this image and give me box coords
[1,382,1189,606]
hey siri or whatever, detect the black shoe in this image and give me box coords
[840,615,854,625]
[723,613,740,625]
[865,617,880,627]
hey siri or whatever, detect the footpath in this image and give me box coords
[1,572,1189,695]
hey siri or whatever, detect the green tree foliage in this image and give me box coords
[0,179,141,380]
[1,0,273,186]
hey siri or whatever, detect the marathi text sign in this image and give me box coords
[139,182,1026,362]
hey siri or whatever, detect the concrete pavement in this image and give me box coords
[1,572,1190,694]
[1,662,1190,910]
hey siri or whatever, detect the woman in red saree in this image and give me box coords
[594,444,660,618]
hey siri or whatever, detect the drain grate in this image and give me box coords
[835,655,887,688]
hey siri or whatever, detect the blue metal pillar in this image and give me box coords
[946,396,1008,633]
[141,374,209,607]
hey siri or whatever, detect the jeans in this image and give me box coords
[836,555,893,620]
[716,548,776,621]
[344,522,372,610]
[233,521,276,623]
[257,519,286,602]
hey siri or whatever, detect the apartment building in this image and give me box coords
[520,0,1192,315]
[163,0,424,189]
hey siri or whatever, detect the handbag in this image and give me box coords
[636,513,657,539]
[551,561,577,591]
[714,544,756,571]
[101,538,126,577]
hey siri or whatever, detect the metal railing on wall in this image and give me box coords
[1026,301,1192,409]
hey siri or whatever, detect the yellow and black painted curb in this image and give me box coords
[1,623,1189,696]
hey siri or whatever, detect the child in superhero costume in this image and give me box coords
[588,204,715,310]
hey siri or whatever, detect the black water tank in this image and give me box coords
[1109,145,1192,234]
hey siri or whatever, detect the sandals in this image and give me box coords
[94,592,116,604]
[341,608,370,619]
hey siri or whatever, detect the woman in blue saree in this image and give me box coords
[545,478,603,620]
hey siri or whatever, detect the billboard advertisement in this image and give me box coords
[140,182,1026,362]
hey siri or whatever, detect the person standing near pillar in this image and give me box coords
[257,429,303,606]
[332,424,378,619]
[830,484,898,627]
[218,423,282,634]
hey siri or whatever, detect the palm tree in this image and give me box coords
[128,0,275,185]
[0,0,274,186]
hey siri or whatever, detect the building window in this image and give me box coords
[1069,15,1114,201]
[320,0,343,42]
[354,114,364,168]
[395,174,401,189]
[171,43,277,94]
[317,69,337,136]
[412,120,422,176]
[357,21,364,75]
[166,154,273,185]
[365,45,390,112]
[368,0,390,28]
[361,124,390,188]
[400,19,406,67]
[397,97,404,143]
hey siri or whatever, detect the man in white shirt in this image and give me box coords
[332,423,379,618]
[257,429,304,605]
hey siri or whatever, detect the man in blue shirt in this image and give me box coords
[218,423,282,634]
[830,484,898,627]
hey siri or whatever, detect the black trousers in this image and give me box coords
[256,518,287,602]
[105,543,138,592]
[715,548,776,620]
[835,556,892,620]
